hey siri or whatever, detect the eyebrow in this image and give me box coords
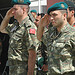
[49,13,58,16]
[35,19,39,21]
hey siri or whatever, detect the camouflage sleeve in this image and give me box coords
[42,33,47,47]
[5,23,13,34]
[70,34,75,54]
[26,25,40,51]
[42,27,48,47]
[60,34,75,58]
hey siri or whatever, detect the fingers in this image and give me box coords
[41,64,48,71]
[38,14,50,27]
[6,8,14,17]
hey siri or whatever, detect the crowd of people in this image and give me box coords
[0,0,75,75]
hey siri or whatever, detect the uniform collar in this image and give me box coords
[60,22,71,33]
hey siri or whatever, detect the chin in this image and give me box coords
[52,24,57,27]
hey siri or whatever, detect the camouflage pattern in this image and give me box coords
[37,70,48,75]
[34,28,48,75]
[28,12,35,22]
[9,65,27,75]
[5,16,39,75]
[43,23,75,75]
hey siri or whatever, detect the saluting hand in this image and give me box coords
[38,14,50,27]
[6,8,14,18]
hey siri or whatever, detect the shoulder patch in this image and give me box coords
[73,25,75,27]
[29,29,35,34]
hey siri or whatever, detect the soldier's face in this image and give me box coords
[34,16,41,27]
[49,10,64,27]
[13,5,23,20]
[67,8,73,22]
[31,12,37,19]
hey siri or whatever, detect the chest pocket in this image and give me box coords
[9,27,25,49]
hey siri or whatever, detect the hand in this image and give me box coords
[38,14,50,27]
[41,64,48,71]
[6,8,14,18]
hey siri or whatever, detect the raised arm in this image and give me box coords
[0,8,14,33]
[37,14,50,41]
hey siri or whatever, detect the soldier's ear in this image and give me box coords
[23,7,26,12]
[71,10,74,16]
[63,13,67,18]
[22,7,26,14]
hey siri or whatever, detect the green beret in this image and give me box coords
[30,10,37,14]
[47,2,68,14]
[11,0,31,5]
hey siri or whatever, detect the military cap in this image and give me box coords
[47,2,68,14]
[11,0,31,5]
[30,10,37,14]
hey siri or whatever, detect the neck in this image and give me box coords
[68,16,75,26]
[18,14,28,24]
[57,21,67,32]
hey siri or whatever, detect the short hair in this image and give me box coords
[37,13,45,18]
[20,5,30,13]
[69,7,74,11]
[60,10,67,14]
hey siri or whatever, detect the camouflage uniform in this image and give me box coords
[28,12,35,22]
[42,23,75,75]
[6,16,39,75]
[36,28,48,75]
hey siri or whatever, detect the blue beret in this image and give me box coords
[11,0,31,5]
[30,10,37,13]
[47,2,68,14]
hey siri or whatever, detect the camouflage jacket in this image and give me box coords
[43,23,75,74]
[6,16,39,66]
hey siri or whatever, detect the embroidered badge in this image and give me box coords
[29,29,35,34]
[73,25,75,27]
[18,0,24,3]
[61,4,65,8]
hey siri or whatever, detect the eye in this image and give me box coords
[35,19,39,22]
[53,14,57,17]
[49,14,51,17]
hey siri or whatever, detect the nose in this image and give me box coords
[50,16,54,22]
[50,16,54,20]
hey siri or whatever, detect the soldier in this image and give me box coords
[30,10,37,19]
[37,2,75,75]
[0,0,39,75]
[28,12,35,23]
[34,13,45,27]
[34,13,48,75]
[65,1,75,27]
